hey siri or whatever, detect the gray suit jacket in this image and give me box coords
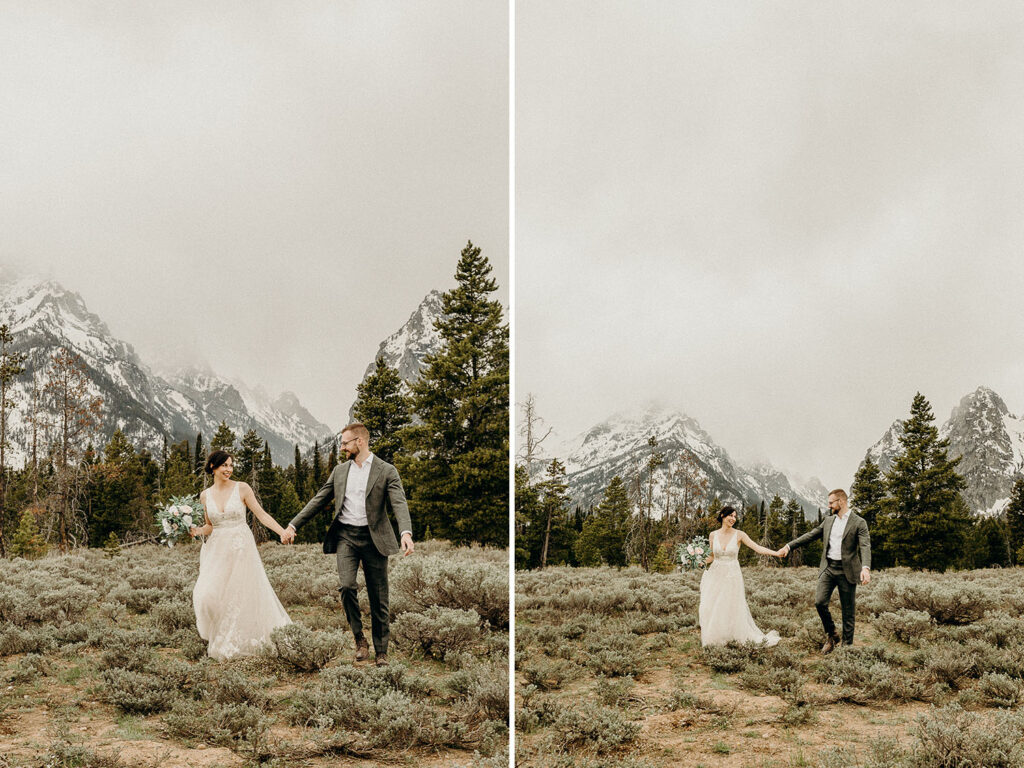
[787,511,871,585]
[289,456,412,556]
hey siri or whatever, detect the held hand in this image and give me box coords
[281,527,295,545]
[779,544,790,557]
[861,567,870,585]
[400,533,414,557]
[189,526,199,539]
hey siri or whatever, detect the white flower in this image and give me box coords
[161,519,172,534]
[182,514,193,527]
[687,546,694,554]
[696,548,704,555]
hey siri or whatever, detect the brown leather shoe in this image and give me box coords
[821,633,841,655]
[375,654,389,667]
[355,637,369,662]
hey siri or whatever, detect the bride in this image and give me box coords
[189,450,292,659]
[699,506,782,647]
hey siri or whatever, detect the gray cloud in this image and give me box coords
[1,1,508,429]
[517,1,1024,485]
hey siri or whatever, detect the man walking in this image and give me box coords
[780,488,870,654]
[284,423,414,665]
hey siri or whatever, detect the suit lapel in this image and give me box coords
[840,512,859,546]
[336,462,352,502]
[365,458,384,498]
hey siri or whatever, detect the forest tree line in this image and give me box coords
[516,392,1024,572]
[0,242,508,557]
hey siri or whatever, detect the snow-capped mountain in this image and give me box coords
[861,386,1024,516]
[346,290,445,421]
[558,404,826,518]
[0,276,333,466]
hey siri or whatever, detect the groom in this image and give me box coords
[779,488,870,654]
[283,422,414,666]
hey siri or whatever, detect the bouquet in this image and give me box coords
[677,535,711,571]
[156,496,204,547]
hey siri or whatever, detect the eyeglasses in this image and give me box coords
[340,437,359,447]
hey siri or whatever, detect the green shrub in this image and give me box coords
[106,584,167,614]
[910,704,1024,768]
[700,642,761,674]
[264,623,345,672]
[977,673,1023,708]
[881,580,990,625]
[390,556,508,628]
[817,646,925,704]
[164,697,272,758]
[391,606,483,659]
[100,668,176,714]
[0,625,56,656]
[3,653,51,684]
[875,609,934,645]
[520,657,573,691]
[152,600,195,634]
[922,645,980,690]
[547,701,640,754]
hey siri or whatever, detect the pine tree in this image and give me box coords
[194,433,205,475]
[0,323,27,556]
[89,430,150,546]
[783,499,804,567]
[293,445,305,498]
[10,508,47,559]
[514,464,538,568]
[536,459,574,568]
[1005,477,1024,565]
[851,455,888,566]
[877,393,969,571]
[353,357,411,465]
[237,430,264,484]
[575,475,630,567]
[210,421,236,454]
[397,241,508,547]
[311,441,323,488]
[763,495,787,554]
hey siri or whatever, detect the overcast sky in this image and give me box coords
[517,1,1024,487]
[0,1,508,430]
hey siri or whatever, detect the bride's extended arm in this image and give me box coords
[704,534,714,566]
[189,491,214,537]
[239,483,288,538]
[738,530,778,557]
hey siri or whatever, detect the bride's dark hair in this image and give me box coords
[205,450,233,475]
[717,506,737,522]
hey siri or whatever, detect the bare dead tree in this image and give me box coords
[43,346,102,552]
[625,436,664,571]
[517,393,553,484]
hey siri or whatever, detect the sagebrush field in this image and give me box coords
[0,540,509,768]
[515,565,1024,768]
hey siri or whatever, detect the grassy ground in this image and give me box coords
[0,540,509,768]
[515,564,1024,768]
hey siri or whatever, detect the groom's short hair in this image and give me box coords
[829,489,848,501]
[342,422,370,440]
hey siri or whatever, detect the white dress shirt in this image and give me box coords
[339,453,374,526]
[337,453,412,538]
[827,512,849,560]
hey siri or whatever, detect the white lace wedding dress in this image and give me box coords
[698,530,780,647]
[192,482,291,660]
